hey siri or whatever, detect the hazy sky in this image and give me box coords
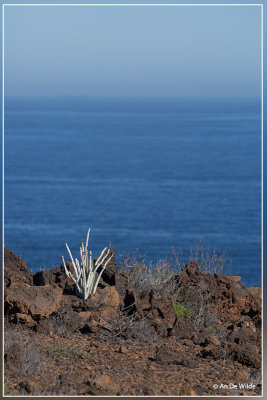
[4,4,261,97]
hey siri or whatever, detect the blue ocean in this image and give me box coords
[4,97,261,286]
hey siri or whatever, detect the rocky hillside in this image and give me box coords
[4,248,262,396]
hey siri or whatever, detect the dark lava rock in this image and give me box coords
[5,343,22,368]
[123,288,139,314]
[155,345,184,365]
[4,248,33,287]
[36,318,56,335]
[192,384,206,395]
[122,288,196,338]
[33,262,76,295]
[173,261,261,328]
[114,270,129,300]
[198,344,224,360]
[10,313,37,327]
[227,342,261,368]
[148,292,175,335]
[130,290,175,336]
[150,291,175,321]
[95,248,130,300]
[36,310,92,336]
[19,381,32,394]
[178,262,202,284]
[155,345,198,368]
[5,283,63,320]
[169,316,196,340]
[229,318,259,345]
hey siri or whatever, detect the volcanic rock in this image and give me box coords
[155,344,184,365]
[33,262,76,295]
[4,248,262,396]
[95,248,118,285]
[5,284,63,320]
[5,343,22,368]
[4,248,33,287]
[169,316,196,339]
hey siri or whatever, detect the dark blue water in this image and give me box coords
[4,97,261,286]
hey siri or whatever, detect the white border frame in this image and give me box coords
[2,2,264,398]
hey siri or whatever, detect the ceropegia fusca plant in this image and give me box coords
[62,228,112,300]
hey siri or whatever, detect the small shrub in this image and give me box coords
[209,325,216,334]
[121,243,230,301]
[171,241,231,275]
[189,240,232,275]
[100,306,159,344]
[5,329,45,378]
[120,245,230,342]
[4,383,14,395]
[120,250,178,295]
[172,301,192,320]
[48,345,83,359]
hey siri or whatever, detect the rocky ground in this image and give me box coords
[4,248,262,396]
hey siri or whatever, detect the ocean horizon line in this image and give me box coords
[4,94,261,101]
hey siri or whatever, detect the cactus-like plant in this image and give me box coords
[62,228,112,300]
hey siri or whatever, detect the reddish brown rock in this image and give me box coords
[97,286,120,309]
[95,248,118,285]
[208,335,221,347]
[5,284,63,320]
[199,344,224,360]
[169,316,196,339]
[123,289,176,337]
[33,262,76,295]
[5,343,22,368]
[227,275,241,282]
[227,342,261,368]
[37,310,92,335]
[174,262,261,328]
[155,344,184,365]
[114,270,129,300]
[93,373,120,395]
[11,313,37,327]
[4,248,33,287]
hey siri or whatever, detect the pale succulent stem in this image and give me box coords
[95,247,107,266]
[66,243,79,278]
[86,228,90,251]
[93,253,113,294]
[62,229,111,300]
[62,256,80,287]
[94,250,112,276]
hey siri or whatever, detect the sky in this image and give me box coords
[4,4,262,97]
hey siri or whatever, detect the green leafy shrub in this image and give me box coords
[172,301,192,320]
[4,383,14,395]
[209,325,216,333]
[48,345,83,359]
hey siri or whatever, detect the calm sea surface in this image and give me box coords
[4,97,261,286]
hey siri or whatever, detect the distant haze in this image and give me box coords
[4,5,261,98]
